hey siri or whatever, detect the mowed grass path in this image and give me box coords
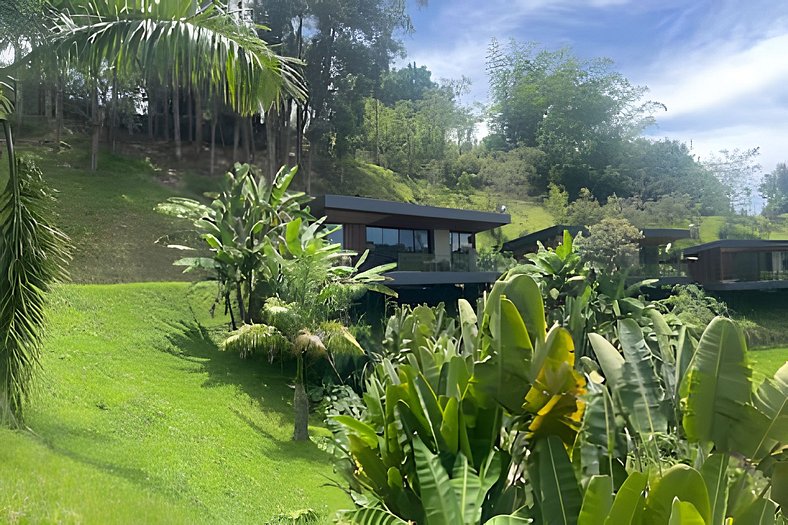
[0,283,348,524]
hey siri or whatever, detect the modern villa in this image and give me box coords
[310,195,510,301]
[684,240,788,290]
[502,224,691,280]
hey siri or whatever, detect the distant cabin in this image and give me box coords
[310,195,510,303]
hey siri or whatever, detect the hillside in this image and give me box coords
[20,140,555,284]
[0,283,348,523]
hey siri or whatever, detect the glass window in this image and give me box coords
[451,231,473,252]
[382,228,398,247]
[366,227,432,253]
[399,229,415,251]
[366,227,382,245]
[415,230,429,252]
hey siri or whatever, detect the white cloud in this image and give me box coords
[646,34,788,121]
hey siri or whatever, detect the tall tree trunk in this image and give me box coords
[146,79,154,140]
[186,85,194,144]
[90,80,100,171]
[296,103,304,169]
[292,358,309,441]
[55,71,63,149]
[247,117,255,163]
[280,100,291,168]
[210,99,218,175]
[375,98,380,165]
[13,43,23,130]
[193,87,203,157]
[233,115,240,161]
[172,77,182,161]
[162,82,170,141]
[266,106,277,180]
[306,141,313,195]
[110,69,118,152]
[44,82,53,126]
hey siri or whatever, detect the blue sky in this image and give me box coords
[398,0,788,178]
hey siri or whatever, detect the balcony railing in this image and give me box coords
[395,252,477,272]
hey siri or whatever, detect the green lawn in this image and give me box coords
[0,283,348,524]
[749,347,788,385]
[23,143,203,284]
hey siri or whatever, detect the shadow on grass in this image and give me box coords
[161,321,329,454]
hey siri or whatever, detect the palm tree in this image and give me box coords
[43,0,305,169]
[0,84,70,426]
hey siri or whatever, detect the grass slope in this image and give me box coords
[25,143,197,284]
[0,283,347,524]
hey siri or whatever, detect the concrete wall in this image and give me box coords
[434,229,450,263]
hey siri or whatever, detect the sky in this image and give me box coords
[399,0,788,182]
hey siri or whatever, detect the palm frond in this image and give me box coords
[48,0,305,114]
[0,152,70,426]
[221,323,288,360]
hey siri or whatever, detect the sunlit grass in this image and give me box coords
[0,283,347,524]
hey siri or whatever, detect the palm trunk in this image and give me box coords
[292,356,309,441]
[247,117,255,163]
[172,77,182,161]
[266,106,277,180]
[210,101,217,175]
[236,282,247,324]
[90,80,100,171]
[110,69,118,153]
[233,115,240,161]
[193,87,203,157]
[162,83,170,141]
[13,44,23,130]
[186,85,194,144]
[55,72,63,149]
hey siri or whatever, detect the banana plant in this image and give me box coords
[158,164,312,326]
[331,273,588,523]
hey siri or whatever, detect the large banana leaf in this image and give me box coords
[667,499,706,525]
[523,326,586,446]
[617,319,668,437]
[413,439,462,525]
[701,453,730,525]
[643,464,710,525]
[578,475,613,525]
[474,298,533,413]
[604,471,647,525]
[485,273,546,347]
[732,497,777,525]
[731,362,787,461]
[682,317,752,451]
[580,382,623,477]
[530,436,582,525]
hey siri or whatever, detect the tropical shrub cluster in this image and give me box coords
[328,272,786,524]
[159,164,395,440]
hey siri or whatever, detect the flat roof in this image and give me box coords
[683,239,788,255]
[502,225,690,253]
[310,195,510,233]
[502,225,584,253]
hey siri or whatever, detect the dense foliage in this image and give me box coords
[159,163,395,440]
[328,272,787,524]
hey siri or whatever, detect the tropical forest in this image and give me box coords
[0,0,786,524]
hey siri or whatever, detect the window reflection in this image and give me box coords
[366,227,430,253]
